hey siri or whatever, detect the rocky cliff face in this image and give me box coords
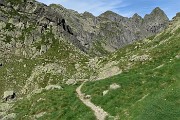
[0,0,87,62]
[49,4,169,56]
[0,0,169,57]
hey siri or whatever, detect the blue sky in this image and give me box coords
[37,0,180,19]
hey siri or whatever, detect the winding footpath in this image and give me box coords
[76,82,108,120]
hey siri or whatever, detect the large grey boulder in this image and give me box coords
[2,91,16,102]
[45,85,62,90]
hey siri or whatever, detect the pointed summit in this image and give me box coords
[143,7,169,34]
[132,13,142,19]
[131,13,143,24]
[153,7,162,11]
[151,7,166,15]
[98,10,124,21]
[176,12,180,17]
[99,11,121,17]
[133,13,140,17]
[82,11,95,18]
[144,7,169,21]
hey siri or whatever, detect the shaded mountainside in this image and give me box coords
[49,4,169,56]
[0,0,179,120]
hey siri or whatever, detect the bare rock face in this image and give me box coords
[51,5,169,56]
[0,0,169,58]
[0,0,86,61]
[143,7,169,34]
[91,7,169,55]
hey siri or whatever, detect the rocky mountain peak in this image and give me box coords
[143,7,169,34]
[100,10,119,16]
[98,10,124,21]
[49,4,65,10]
[172,12,180,20]
[144,7,169,20]
[132,13,142,18]
[175,12,180,18]
[82,11,95,18]
[152,7,164,14]
[132,13,143,21]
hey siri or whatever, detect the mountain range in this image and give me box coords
[0,0,179,120]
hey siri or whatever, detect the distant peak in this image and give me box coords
[173,12,180,19]
[132,13,142,19]
[49,4,65,9]
[133,13,139,16]
[82,11,95,18]
[154,7,161,11]
[144,7,169,20]
[99,10,120,17]
[151,7,164,14]
[176,12,180,17]
[104,10,116,14]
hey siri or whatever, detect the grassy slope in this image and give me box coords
[0,1,95,119]
[13,85,96,120]
[82,18,180,119]
[0,36,96,119]
[0,19,96,119]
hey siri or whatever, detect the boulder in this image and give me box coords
[109,83,121,90]
[66,79,76,85]
[84,95,91,99]
[102,90,109,96]
[175,54,180,59]
[45,85,62,90]
[2,91,16,102]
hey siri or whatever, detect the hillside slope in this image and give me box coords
[82,14,180,120]
[7,14,179,119]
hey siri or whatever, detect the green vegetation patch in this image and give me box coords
[13,85,96,120]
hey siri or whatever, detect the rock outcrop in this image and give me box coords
[2,91,16,102]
